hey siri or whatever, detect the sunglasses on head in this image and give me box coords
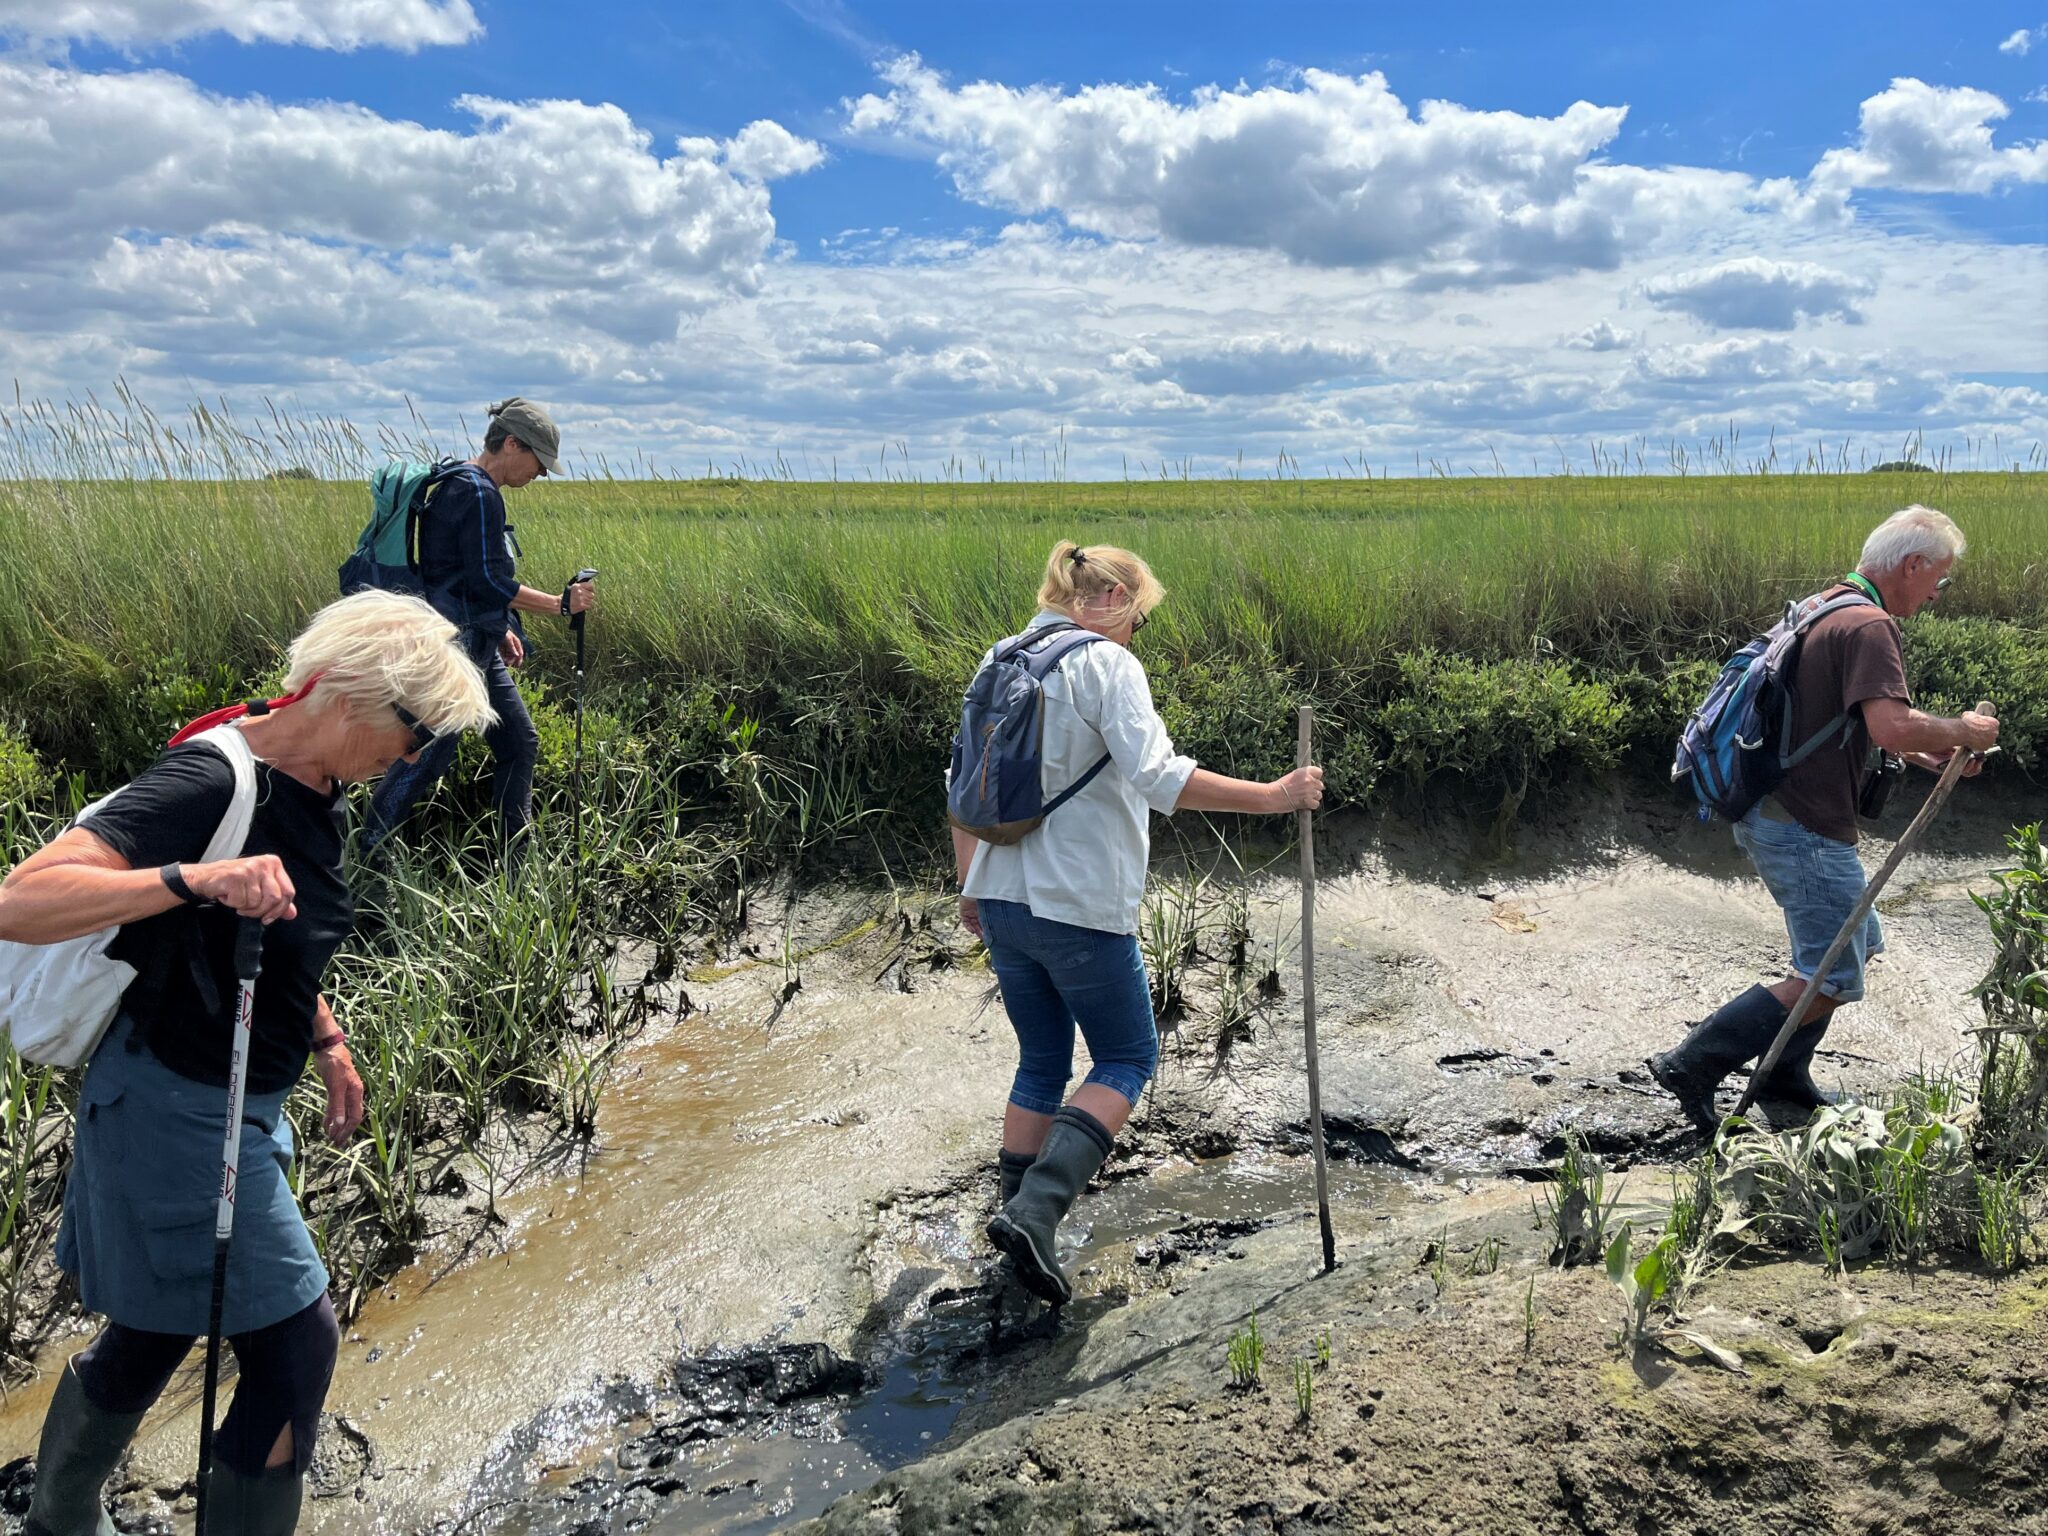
[391,702,440,753]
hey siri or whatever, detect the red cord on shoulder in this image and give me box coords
[167,672,325,746]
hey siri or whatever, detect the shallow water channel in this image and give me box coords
[0,789,2026,1533]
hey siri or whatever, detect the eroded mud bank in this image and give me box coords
[0,786,2033,1534]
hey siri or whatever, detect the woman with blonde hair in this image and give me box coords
[0,591,493,1535]
[954,541,1323,1305]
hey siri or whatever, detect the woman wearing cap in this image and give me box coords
[0,591,493,1535]
[961,542,1324,1306]
[361,395,596,864]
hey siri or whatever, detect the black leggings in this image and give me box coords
[71,1294,339,1476]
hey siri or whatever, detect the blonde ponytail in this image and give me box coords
[1037,541,1165,629]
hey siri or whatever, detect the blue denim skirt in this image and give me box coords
[56,1014,328,1336]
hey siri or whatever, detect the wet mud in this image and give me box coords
[0,784,2037,1533]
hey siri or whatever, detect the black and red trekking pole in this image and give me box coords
[194,917,263,1535]
[564,569,598,908]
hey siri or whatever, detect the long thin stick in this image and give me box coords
[1297,706,1337,1273]
[1732,699,1995,1120]
[195,918,263,1536]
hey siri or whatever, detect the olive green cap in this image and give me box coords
[486,396,562,476]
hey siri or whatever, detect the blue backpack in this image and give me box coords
[949,623,1114,845]
[1673,586,1876,822]
[338,459,463,596]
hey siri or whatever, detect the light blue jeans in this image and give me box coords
[978,898,1159,1112]
[1734,804,1885,1002]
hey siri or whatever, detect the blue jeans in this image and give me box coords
[362,630,537,857]
[979,898,1159,1113]
[1734,804,1885,1002]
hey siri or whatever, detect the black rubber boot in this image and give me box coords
[997,1148,1035,1207]
[1647,984,1788,1135]
[204,1460,305,1536]
[987,1106,1113,1306]
[1752,1018,1841,1109]
[23,1362,142,1536]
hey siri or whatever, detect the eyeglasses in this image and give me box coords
[391,702,440,753]
[1935,576,1952,593]
[1131,609,1150,633]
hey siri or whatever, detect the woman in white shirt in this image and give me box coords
[956,541,1323,1305]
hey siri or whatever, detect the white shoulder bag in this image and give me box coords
[0,726,259,1067]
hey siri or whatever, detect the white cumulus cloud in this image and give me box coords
[1643,258,1874,331]
[1812,77,2048,195]
[0,0,481,51]
[1119,335,1380,396]
[1997,26,2041,56]
[1566,320,1635,351]
[0,54,2043,479]
[844,54,1781,283]
[718,119,829,182]
[0,62,812,306]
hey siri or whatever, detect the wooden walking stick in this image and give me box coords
[1732,699,1996,1120]
[1297,706,1338,1274]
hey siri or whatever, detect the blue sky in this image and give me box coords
[1,0,2044,474]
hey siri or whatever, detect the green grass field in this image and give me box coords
[2,455,2042,828]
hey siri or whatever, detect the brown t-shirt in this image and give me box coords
[1773,585,1909,844]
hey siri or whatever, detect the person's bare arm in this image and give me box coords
[1863,698,1999,756]
[951,825,984,938]
[510,581,595,616]
[0,828,296,944]
[1173,765,1323,815]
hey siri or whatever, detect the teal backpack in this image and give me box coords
[338,459,462,596]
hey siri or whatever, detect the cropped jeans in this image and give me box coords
[978,898,1159,1113]
[1735,802,1885,1002]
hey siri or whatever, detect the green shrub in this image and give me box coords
[1377,651,1627,801]
[92,657,251,782]
[1152,654,1301,784]
[1907,616,2048,770]
[1612,659,1721,767]
[0,721,50,806]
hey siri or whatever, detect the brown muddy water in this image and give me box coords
[0,785,2036,1533]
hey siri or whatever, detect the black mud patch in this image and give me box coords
[1281,1115,1424,1170]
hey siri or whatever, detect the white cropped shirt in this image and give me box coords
[958,611,1197,936]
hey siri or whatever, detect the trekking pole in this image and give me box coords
[195,917,263,1536]
[1732,700,1996,1121]
[564,568,598,913]
[1297,706,1338,1274]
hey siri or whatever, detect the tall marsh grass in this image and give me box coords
[3,396,2043,821]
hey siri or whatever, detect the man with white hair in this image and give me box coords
[1649,506,2001,1131]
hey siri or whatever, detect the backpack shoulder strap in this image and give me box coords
[1787,588,1876,635]
[1019,626,1109,679]
[992,620,1077,667]
[187,726,261,861]
[1773,589,1879,767]
[407,458,471,566]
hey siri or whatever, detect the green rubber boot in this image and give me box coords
[23,1362,142,1536]
[997,1148,1035,1206]
[204,1460,305,1536]
[1753,1019,1843,1109]
[986,1106,1113,1306]
[1647,984,1788,1135]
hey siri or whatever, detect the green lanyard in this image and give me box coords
[1841,572,1886,611]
